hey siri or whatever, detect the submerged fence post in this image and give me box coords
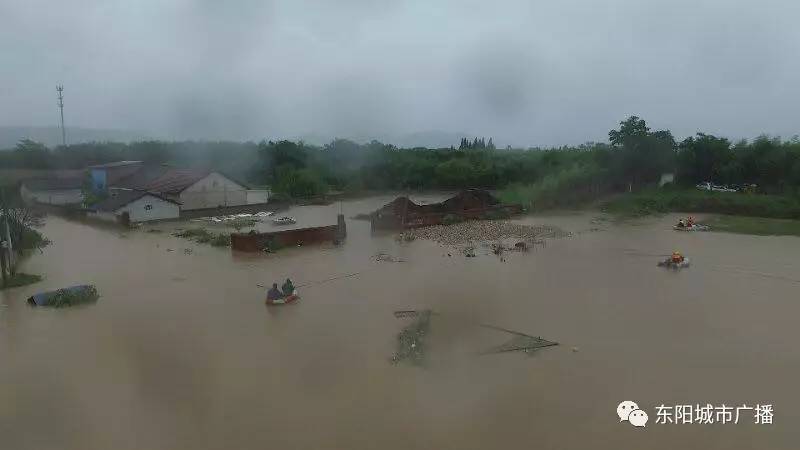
[336,214,347,241]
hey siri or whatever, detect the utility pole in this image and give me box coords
[56,85,66,146]
[0,188,14,278]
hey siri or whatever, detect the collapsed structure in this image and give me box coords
[370,189,522,230]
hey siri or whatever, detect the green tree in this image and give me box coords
[609,116,675,188]
[257,140,308,183]
[677,133,732,184]
[273,169,326,198]
[13,139,51,168]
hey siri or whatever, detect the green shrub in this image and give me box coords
[1,272,42,289]
[499,163,608,211]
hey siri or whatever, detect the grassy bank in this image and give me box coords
[705,215,800,237]
[602,189,800,219]
[1,272,42,289]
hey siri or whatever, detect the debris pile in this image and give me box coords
[403,220,565,246]
[172,228,231,247]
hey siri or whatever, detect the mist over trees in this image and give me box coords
[2,116,800,198]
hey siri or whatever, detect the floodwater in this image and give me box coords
[1,196,799,450]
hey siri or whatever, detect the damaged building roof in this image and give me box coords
[375,190,502,216]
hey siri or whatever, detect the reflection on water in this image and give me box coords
[1,197,799,450]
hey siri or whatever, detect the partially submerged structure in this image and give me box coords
[231,214,347,252]
[91,162,257,211]
[20,177,84,206]
[87,189,181,224]
[19,160,271,222]
[371,189,522,230]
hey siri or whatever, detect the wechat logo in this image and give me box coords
[617,400,648,427]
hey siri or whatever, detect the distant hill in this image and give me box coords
[294,130,471,149]
[0,126,154,149]
[1,126,479,150]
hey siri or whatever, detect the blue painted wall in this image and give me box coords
[90,169,107,192]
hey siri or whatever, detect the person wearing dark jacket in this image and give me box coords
[267,283,283,301]
[281,279,295,296]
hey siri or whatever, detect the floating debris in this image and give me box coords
[393,310,558,360]
[480,334,558,355]
[372,252,405,263]
[28,285,99,308]
[395,232,416,243]
[391,309,431,366]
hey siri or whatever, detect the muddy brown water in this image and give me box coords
[2,196,799,450]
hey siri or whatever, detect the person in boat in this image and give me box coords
[267,283,283,301]
[687,216,695,226]
[281,278,295,296]
[671,251,685,264]
[676,218,686,228]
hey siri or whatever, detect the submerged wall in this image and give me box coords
[231,215,346,252]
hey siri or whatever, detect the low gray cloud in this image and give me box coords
[1,0,798,147]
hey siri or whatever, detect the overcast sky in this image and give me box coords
[1,0,799,147]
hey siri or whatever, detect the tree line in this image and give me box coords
[2,117,800,198]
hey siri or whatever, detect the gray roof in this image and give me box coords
[88,161,142,169]
[22,178,83,191]
[91,189,179,212]
[113,165,248,193]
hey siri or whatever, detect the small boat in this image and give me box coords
[658,257,691,269]
[674,224,709,232]
[265,289,299,305]
[272,216,296,225]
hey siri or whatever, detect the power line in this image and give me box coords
[56,85,66,146]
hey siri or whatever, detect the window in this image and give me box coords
[144,204,153,210]
[212,180,219,188]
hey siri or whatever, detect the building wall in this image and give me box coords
[179,172,248,210]
[246,189,270,204]
[231,224,344,252]
[90,169,107,191]
[115,195,180,222]
[87,210,119,223]
[20,185,84,205]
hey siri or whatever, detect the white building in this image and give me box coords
[88,189,180,224]
[20,178,84,206]
[108,165,262,211]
